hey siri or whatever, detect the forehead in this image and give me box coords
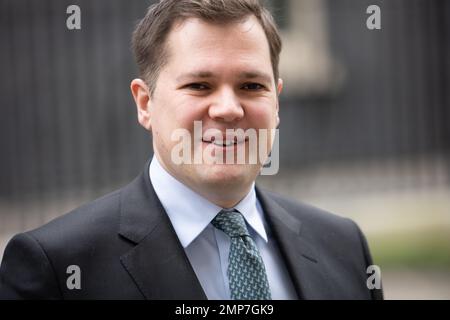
[163,15,272,74]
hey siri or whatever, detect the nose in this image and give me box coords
[208,87,244,123]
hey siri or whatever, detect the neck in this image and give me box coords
[200,185,253,209]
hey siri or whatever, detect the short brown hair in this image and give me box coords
[132,0,282,93]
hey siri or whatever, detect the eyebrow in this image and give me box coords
[238,71,273,84]
[176,70,273,84]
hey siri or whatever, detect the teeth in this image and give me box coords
[203,137,246,146]
[212,140,234,146]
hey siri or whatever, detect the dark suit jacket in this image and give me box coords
[0,162,383,300]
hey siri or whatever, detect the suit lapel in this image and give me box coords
[256,187,334,299]
[118,162,207,300]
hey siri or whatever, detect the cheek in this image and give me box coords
[246,102,278,128]
[153,99,198,135]
[171,96,207,127]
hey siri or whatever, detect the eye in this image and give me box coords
[242,83,265,91]
[185,83,210,90]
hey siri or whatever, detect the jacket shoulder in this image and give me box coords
[0,187,130,299]
[27,189,122,246]
[258,188,384,300]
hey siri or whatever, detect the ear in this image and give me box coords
[277,78,283,96]
[276,78,283,127]
[130,78,152,131]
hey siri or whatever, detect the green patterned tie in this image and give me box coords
[212,209,272,300]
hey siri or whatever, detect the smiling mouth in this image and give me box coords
[201,136,247,147]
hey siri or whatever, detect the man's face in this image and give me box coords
[135,15,282,205]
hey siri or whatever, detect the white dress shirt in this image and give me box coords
[149,156,298,300]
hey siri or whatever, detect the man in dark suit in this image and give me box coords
[0,0,383,300]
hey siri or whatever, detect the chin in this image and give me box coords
[196,163,257,188]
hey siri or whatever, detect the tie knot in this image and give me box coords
[212,209,250,238]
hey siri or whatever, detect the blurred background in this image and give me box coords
[0,0,449,299]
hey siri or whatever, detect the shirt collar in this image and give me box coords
[149,156,268,248]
